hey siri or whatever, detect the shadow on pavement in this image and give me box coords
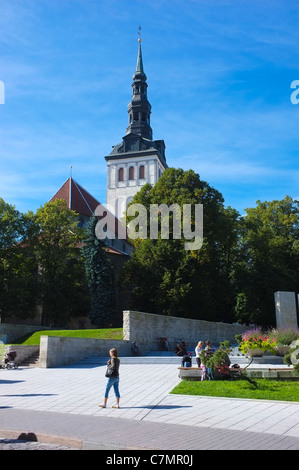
[0,380,25,384]
[1,394,58,397]
[116,405,192,410]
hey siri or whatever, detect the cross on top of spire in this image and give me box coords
[135,26,145,76]
[137,25,142,41]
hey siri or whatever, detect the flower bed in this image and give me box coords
[237,327,299,357]
[237,328,276,355]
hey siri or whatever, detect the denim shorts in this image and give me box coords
[104,376,120,398]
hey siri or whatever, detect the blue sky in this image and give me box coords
[1,0,299,215]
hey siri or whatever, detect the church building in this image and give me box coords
[105,38,168,219]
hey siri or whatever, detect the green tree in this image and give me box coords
[233,196,299,326]
[34,199,88,326]
[81,216,114,327]
[0,199,38,321]
[122,168,240,321]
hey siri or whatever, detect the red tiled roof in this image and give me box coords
[50,177,100,217]
[50,177,128,239]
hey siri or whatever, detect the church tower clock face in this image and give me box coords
[105,37,167,219]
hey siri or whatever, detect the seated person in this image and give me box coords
[174,342,187,356]
[181,354,192,367]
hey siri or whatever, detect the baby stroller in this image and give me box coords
[3,350,18,369]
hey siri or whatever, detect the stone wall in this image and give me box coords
[0,323,54,344]
[11,311,248,368]
[123,310,246,353]
[39,335,132,368]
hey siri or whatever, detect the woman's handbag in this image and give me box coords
[105,367,114,378]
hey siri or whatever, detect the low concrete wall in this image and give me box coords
[39,336,132,368]
[28,311,247,368]
[123,310,246,353]
[0,323,54,344]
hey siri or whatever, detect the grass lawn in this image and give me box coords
[11,328,123,346]
[171,378,299,402]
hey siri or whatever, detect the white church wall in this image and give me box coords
[106,154,165,218]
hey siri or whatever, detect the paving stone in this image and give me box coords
[0,358,299,450]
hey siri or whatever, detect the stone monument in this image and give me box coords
[275,291,298,329]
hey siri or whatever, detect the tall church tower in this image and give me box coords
[105,38,167,218]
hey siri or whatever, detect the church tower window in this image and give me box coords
[118,167,124,181]
[129,166,135,180]
[139,165,145,179]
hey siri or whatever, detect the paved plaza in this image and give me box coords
[1,357,299,450]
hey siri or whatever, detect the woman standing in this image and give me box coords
[195,341,203,367]
[98,348,120,409]
[205,341,214,380]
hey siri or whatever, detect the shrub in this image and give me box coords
[200,343,231,376]
[270,328,299,346]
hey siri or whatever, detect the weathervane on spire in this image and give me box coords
[137,25,142,42]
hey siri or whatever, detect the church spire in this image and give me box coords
[136,25,144,75]
[126,36,153,140]
[136,38,145,75]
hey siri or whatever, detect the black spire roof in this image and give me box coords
[126,39,152,140]
[105,38,167,168]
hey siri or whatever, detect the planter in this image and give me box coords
[247,348,264,357]
[275,345,290,357]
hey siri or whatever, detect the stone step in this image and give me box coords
[20,351,40,367]
[78,353,285,366]
[229,355,284,365]
[79,356,183,365]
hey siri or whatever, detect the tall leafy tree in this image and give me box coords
[34,199,88,326]
[122,168,240,321]
[1,241,39,322]
[0,199,38,321]
[233,196,299,326]
[81,216,114,327]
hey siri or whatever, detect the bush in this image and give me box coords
[270,328,299,346]
[200,342,231,377]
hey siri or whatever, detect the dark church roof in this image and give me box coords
[105,39,167,169]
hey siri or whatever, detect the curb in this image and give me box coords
[0,429,152,451]
[0,429,83,449]
[81,440,151,450]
